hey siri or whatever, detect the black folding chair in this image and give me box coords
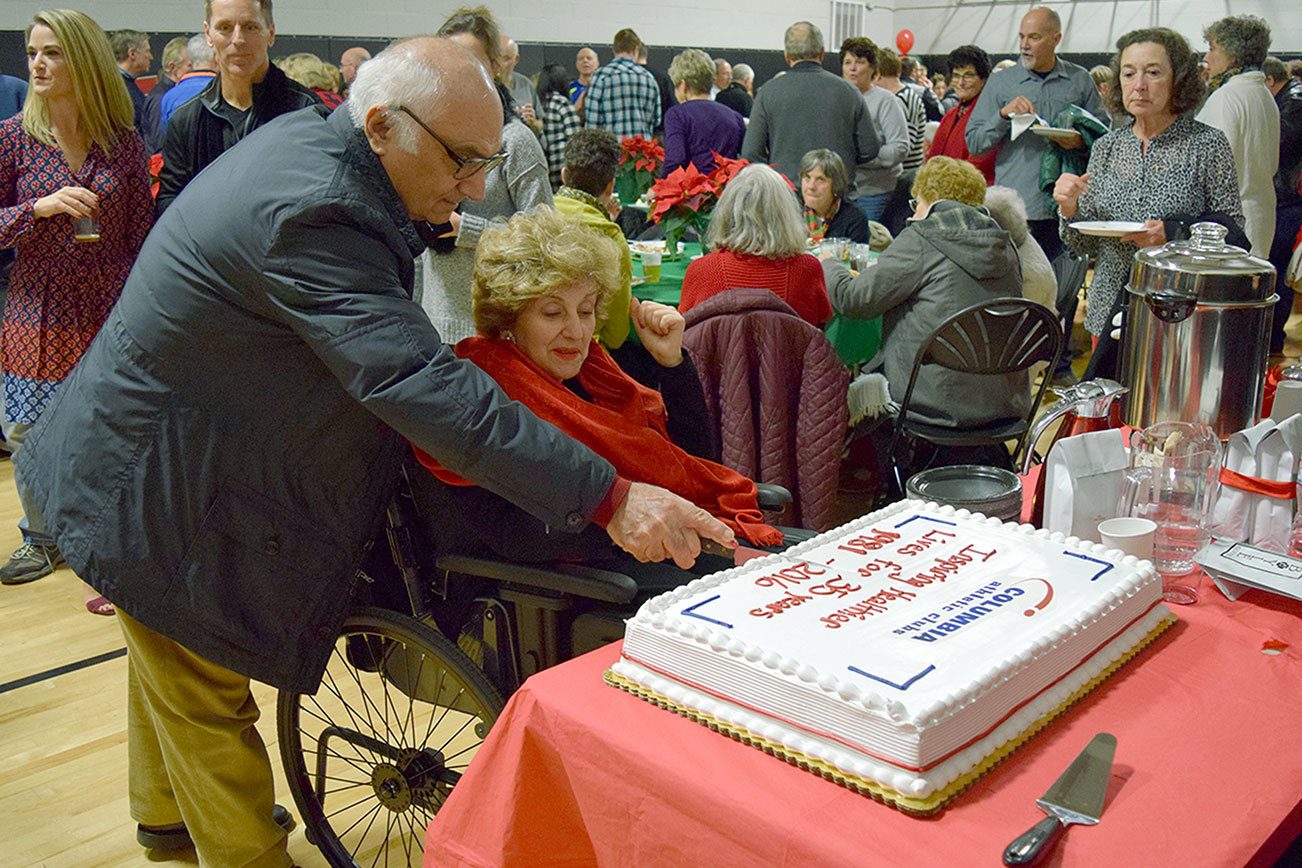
[888,298,1065,493]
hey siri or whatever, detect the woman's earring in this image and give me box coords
[502,330,515,342]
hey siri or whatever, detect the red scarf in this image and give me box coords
[414,336,783,547]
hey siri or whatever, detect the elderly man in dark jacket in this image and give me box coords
[17,37,729,867]
[741,21,880,193]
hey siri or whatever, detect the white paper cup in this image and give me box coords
[1271,380,1302,422]
[1098,517,1156,560]
[641,250,662,282]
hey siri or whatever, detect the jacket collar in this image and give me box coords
[198,62,289,113]
[682,286,801,328]
[1009,58,1069,83]
[789,60,825,73]
[330,108,425,258]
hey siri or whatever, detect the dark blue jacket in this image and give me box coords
[17,107,614,692]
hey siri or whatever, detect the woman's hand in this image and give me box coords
[1121,219,1167,248]
[438,211,462,239]
[629,297,684,367]
[33,186,97,220]
[1053,172,1089,220]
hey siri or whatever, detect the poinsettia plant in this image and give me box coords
[614,135,664,207]
[648,153,777,254]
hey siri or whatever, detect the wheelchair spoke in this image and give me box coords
[400,807,416,867]
[321,664,384,752]
[404,650,427,758]
[325,790,385,822]
[376,661,410,750]
[430,709,477,758]
[322,781,372,798]
[338,638,383,739]
[301,697,385,772]
[415,666,448,755]
[299,731,376,779]
[417,683,463,755]
[336,798,385,847]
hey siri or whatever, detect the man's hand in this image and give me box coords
[1120,218,1167,249]
[999,95,1035,119]
[34,185,97,220]
[629,298,684,367]
[1053,172,1090,219]
[606,482,735,568]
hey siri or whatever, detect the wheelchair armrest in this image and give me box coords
[434,554,639,605]
[756,483,792,510]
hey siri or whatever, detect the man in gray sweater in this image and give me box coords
[742,21,881,194]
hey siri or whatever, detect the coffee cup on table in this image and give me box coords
[1098,517,1156,560]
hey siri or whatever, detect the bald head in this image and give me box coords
[340,46,370,84]
[498,35,520,83]
[1018,6,1062,72]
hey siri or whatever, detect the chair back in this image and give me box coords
[895,298,1064,468]
[683,288,849,530]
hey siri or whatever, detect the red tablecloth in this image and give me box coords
[424,573,1301,867]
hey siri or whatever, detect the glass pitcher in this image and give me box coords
[1117,421,1222,604]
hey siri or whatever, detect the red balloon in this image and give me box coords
[896,29,915,56]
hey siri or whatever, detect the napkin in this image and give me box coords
[1211,419,1276,542]
[1249,413,1302,552]
[1010,113,1046,142]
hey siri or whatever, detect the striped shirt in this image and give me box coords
[893,85,927,170]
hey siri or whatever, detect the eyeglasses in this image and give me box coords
[394,105,509,179]
[951,72,982,83]
[909,198,918,211]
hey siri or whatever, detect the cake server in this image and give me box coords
[1002,732,1116,866]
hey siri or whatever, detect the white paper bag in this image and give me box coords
[1043,429,1128,542]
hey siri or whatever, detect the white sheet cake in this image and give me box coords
[607,500,1174,813]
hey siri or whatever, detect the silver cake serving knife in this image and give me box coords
[1002,732,1116,866]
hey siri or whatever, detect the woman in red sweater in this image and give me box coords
[680,164,832,326]
[927,45,997,184]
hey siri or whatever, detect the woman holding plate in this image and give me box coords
[1053,27,1243,346]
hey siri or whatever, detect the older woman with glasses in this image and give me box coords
[419,7,557,346]
[927,45,997,184]
[800,148,870,244]
[412,207,784,588]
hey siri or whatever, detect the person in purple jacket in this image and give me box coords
[662,49,745,176]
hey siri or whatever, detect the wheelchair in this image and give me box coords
[276,464,794,867]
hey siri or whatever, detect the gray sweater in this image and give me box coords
[742,61,881,196]
[419,117,553,342]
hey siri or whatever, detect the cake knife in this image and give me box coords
[1002,732,1116,866]
[700,538,772,565]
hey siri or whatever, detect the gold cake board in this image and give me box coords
[604,612,1175,816]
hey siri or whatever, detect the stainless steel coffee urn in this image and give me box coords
[1120,222,1277,439]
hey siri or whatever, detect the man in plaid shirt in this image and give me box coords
[584,28,662,139]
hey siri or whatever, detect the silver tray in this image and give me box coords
[904,465,1023,521]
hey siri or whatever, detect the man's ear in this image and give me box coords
[560,166,570,185]
[601,178,615,199]
[363,105,394,155]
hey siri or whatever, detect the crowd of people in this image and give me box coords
[1,1,1300,865]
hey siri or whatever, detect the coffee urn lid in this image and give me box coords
[1128,222,1275,304]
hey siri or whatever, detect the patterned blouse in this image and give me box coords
[1061,114,1242,335]
[541,92,581,191]
[0,116,154,423]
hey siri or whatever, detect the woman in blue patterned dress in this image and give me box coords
[0,10,153,604]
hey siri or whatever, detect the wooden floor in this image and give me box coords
[4,302,1300,867]
[0,456,333,868]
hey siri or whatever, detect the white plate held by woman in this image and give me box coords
[1070,220,1148,237]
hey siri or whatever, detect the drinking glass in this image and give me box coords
[1117,421,1221,605]
[72,214,101,243]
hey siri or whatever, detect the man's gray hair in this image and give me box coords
[983,186,1030,245]
[1263,56,1287,82]
[347,42,449,153]
[706,164,807,259]
[1204,15,1271,68]
[186,33,215,69]
[784,22,824,61]
[732,63,754,84]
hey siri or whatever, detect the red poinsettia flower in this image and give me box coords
[148,152,164,199]
[708,153,749,187]
[649,164,719,223]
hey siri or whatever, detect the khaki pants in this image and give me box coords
[118,611,292,868]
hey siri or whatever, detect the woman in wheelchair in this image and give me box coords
[410,207,786,592]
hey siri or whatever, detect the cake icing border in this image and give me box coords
[628,499,1160,730]
[607,610,1176,814]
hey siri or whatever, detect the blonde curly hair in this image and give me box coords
[472,208,623,337]
[911,156,987,208]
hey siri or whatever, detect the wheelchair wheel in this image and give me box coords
[277,606,504,867]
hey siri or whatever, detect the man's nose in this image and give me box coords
[457,170,488,203]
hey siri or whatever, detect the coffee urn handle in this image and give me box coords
[1145,290,1197,324]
